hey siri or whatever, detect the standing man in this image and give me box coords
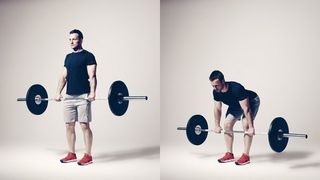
[55,29,97,166]
[210,70,260,165]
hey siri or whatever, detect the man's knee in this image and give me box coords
[80,123,91,131]
[224,121,234,131]
[242,120,249,131]
[66,122,75,129]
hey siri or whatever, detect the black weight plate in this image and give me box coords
[186,114,208,145]
[268,117,289,153]
[108,80,129,116]
[26,84,48,115]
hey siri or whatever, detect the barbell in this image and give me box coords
[177,114,308,153]
[17,80,148,116]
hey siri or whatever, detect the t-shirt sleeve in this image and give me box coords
[86,52,97,65]
[235,84,247,101]
[64,54,68,67]
[213,91,221,101]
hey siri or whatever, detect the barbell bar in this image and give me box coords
[177,127,307,138]
[17,80,148,116]
[177,114,308,153]
[17,96,148,101]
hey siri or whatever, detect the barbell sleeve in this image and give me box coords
[17,98,26,101]
[282,133,308,139]
[177,127,187,130]
[122,96,148,100]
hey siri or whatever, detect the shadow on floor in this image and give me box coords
[191,152,222,159]
[252,150,313,163]
[190,150,312,161]
[46,146,160,162]
[94,146,160,163]
[290,162,320,169]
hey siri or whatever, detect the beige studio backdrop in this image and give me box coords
[0,0,159,179]
[161,0,320,179]
[1,0,320,179]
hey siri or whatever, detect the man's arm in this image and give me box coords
[55,67,67,101]
[214,100,223,133]
[87,64,97,101]
[239,98,255,135]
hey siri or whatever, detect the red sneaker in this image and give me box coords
[218,152,235,163]
[60,152,77,163]
[77,153,93,166]
[235,153,250,165]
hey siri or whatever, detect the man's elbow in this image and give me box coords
[89,75,97,82]
[61,75,67,82]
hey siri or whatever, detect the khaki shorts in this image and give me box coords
[63,93,92,123]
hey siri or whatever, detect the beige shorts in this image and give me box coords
[63,93,92,123]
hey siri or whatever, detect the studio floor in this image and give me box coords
[0,139,319,180]
[0,142,160,180]
[161,140,320,180]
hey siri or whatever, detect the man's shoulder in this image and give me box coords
[66,50,94,56]
[66,52,73,57]
[228,81,241,86]
[82,49,95,56]
[227,81,246,96]
[228,81,244,89]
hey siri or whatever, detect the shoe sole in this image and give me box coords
[60,159,77,163]
[218,159,235,163]
[77,161,93,166]
[235,161,250,165]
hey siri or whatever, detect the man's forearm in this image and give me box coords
[56,76,66,95]
[214,109,221,126]
[89,76,97,94]
[244,110,254,128]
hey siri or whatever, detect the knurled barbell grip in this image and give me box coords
[176,126,267,135]
[221,130,268,136]
[36,97,148,101]
[35,97,108,101]
[198,128,267,135]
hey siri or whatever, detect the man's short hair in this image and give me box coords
[209,70,225,81]
[69,29,83,39]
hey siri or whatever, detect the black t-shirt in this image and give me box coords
[64,50,97,95]
[213,81,257,111]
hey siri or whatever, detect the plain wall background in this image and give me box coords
[161,0,320,146]
[0,0,160,148]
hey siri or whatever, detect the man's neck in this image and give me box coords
[221,82,228,93]
[73,46,84,53]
